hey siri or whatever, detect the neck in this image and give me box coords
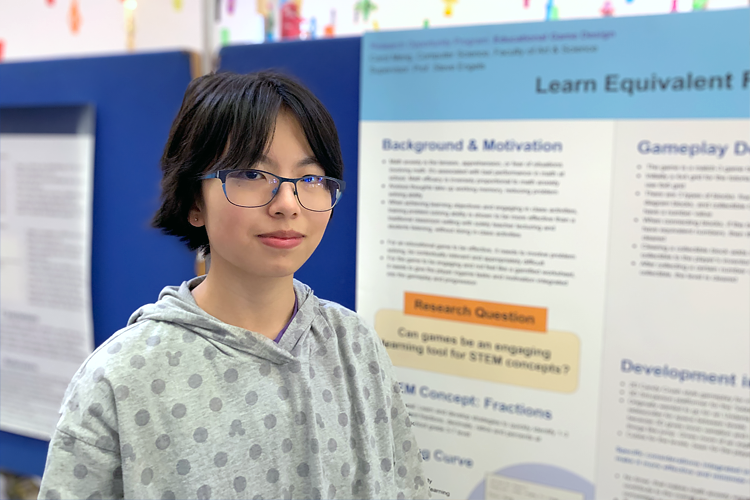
[191,259,296,340]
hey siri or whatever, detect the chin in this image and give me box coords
[253,262,304,279]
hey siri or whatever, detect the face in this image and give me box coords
[189,111,332,280]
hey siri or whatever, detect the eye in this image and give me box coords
[300,175,325,186]
[241,170,264,180]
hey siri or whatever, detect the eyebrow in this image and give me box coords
[257,154,320,168]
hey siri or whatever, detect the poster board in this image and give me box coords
[0,51,195,477]
[0,105,96,440]
[358,9,750,500]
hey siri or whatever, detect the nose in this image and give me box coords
[267,180,300,216]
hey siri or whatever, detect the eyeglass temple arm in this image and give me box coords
[201,172,220,180]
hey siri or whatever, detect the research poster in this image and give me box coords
[357,10,750,500]
[0,106,96,439]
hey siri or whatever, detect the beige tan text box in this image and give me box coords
[376,309,580,393]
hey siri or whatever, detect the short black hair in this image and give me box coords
[152,71,344,253]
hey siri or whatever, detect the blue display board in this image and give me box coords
[0,40,363,478]
[219,37,361,311]
[0,52,195,476]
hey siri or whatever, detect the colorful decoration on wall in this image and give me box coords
[280,0,302,39]
[372,20,380,30]
[443,0,458,17]
[354,0,377,23]
[69,0,82,33]
[4,0,734,57]
[323,9,336,37]
[308,17,317,39]
[124,0,137,50]
[256,0,270,17]
[0,39,5,62]
[265,13,275,41]
[221,27,231,45]
[257,0,276,41]
[545,0,559,20]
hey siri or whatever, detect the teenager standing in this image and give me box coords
[38,72,429,500]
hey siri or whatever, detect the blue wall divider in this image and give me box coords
[0,51,196,476]
[0,39,363,477]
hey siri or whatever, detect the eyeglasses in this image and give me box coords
[202,169,346,212]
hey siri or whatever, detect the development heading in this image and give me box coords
[621,358,750,389]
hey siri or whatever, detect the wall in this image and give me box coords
[0,0,204,62]
[1,0,747,65]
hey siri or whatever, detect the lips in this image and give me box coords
[257,230,304,249]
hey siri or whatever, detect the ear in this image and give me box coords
[189,206,205,227]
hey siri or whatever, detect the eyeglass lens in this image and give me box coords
[224,170,342,211]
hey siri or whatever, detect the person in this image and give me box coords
[38,71,429,500]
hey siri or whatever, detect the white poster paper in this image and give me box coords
[1,109,95,439]
[358,10,750,500]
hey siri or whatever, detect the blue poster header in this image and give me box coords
[361,9,749,121]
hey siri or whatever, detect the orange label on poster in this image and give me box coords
[404,292,547,333]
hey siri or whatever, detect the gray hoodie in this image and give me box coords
[38,277,429,500]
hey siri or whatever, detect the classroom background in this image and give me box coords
[1,2,749,500]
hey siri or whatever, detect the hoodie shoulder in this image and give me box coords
[51,318,173,441]
[67,317,184,393]
[316,298,361,323]
[315,298,381,344]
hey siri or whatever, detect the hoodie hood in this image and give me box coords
[127,276,318,364]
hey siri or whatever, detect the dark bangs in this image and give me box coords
[152,71,344,253]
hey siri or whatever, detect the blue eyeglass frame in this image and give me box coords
[201,169,346,212]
